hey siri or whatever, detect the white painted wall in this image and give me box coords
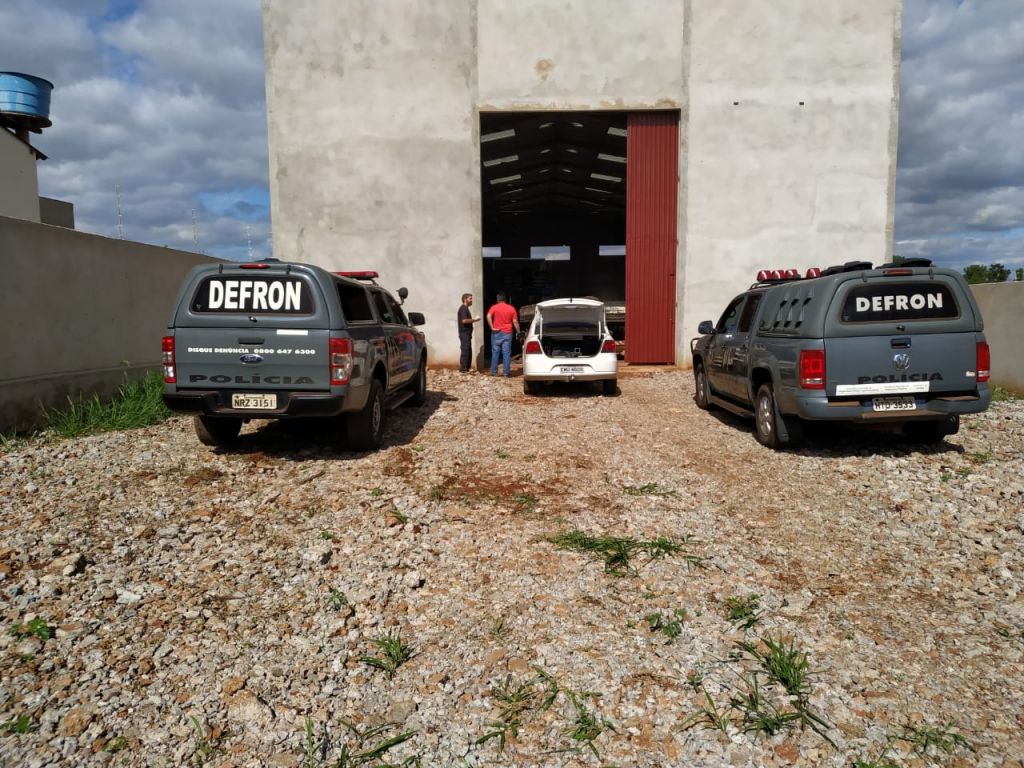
[971,282,1024,395]
[263,0,901,367]
[0,129,41,223]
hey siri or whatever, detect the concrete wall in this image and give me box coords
[971,282,1024,395]
[263,0,901,367]
[39,196,75,229]
[682,1,902,358]
[0,216,219,432]
[0,129,41,223]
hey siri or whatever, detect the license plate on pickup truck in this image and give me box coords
[231,393,277,410]
[871,396,916,412]
[559,366,585,374]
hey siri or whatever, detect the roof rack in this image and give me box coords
[334,271,380,283]
[820,260,873,276]
[876,257,932,269]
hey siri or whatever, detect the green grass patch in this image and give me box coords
[302,718,419,768]
[12,372,172,442]
[359,631,414,679]
[0,714,33,735]
[9,617,51,642]
[725,594,763,630]
[547,529,703,576]
[646,608,687,642]
[990,385,1019,403]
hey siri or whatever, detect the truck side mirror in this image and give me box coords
[698,320,715,335]
[407,312,426,326]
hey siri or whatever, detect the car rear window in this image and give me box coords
[840,282,959,323]
[190,275,314,315]
[337,283,374,323]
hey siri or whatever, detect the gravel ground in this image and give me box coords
[1,368,1022,768]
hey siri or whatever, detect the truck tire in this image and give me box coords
[755,383,803,449]
[194,415,242,447]
[405,358,427,407]
[694,363,711,410]
[602,379,618,397]
[347,379,385,451]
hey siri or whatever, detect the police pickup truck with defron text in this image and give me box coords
[690,259,991,448]
[162,260,427,449]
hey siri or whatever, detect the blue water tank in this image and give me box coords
[0,72,54,130]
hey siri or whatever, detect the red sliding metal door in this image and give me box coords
[625,112,679,364]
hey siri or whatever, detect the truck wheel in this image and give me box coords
[754,383,783,449]
[602,379,618,397]
[405,359,427,407]
[347,379,385,451]
[194,415,241,447]
[694,364,711,410]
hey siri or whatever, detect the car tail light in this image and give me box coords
[330,337,353,385]
[161,335,176,383]
[524,340,542,355]
[601,339,616,353]
[977,341,990,383]
[799,349,825,389]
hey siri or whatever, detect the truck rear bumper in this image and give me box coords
[788,390,990,421]
[163,390,348,418]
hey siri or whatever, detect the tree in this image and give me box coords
[962,263,1010,284]
[891,254,906,265]
[986,263,1010,283]
[1016,267,1024,282]
[963,264,988,284]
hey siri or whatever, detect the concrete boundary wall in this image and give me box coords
[0,216,220,431]
[971,282,1024,394]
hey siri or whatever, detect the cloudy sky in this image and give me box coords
[1,0,1021,272]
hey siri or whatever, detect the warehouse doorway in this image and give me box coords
[479,110,678,364]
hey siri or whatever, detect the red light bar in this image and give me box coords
[883,268,914,276]
[334,271,379,280]
[240,263,270,269]
[805,267,821,278]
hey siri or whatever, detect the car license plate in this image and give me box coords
[560,366,585,374]
[871,396,916,412]
[231,393,277,410]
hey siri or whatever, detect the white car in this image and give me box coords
[521,298,618,396]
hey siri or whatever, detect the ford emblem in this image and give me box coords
[240,353,264,364]
[893,353,911,371]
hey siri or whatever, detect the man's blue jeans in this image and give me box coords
[490,331,512,376]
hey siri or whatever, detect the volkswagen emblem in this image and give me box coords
[893,353,911,371]
[240,353,264,364]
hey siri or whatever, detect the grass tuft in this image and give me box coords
[621,482,677,497]
[9,617,52,642]
[359,631,415,679]
[547,529,703,576]
[0,714,33,735]
[897,723,975,756]
[44,371,171,439]
[724,594,763,630]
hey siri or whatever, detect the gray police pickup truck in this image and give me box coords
[690,258,991,448]
[161,259,427,450]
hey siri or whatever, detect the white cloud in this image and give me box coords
[0,0,269,260]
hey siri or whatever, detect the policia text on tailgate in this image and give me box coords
[690,259,991,449]
[162,260,428,450]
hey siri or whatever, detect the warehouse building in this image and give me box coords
[262,0,902,366]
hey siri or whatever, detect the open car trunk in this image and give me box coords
[537,304,605,358]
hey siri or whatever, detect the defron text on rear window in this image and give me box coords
[840,283,958,323]
[190,276,314,314]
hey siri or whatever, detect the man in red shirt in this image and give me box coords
[486,292,520,377]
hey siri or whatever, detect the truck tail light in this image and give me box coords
[799,349,825,389]
[601,339,616,353]
[330,337,353,385]
[161,335,176,384]
[976,341,990,383]
[524,340,542,355]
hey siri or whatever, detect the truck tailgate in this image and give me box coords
[825,332,979,397]
[174,328,330,390]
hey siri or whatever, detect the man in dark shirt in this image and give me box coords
[457,293,480,372]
